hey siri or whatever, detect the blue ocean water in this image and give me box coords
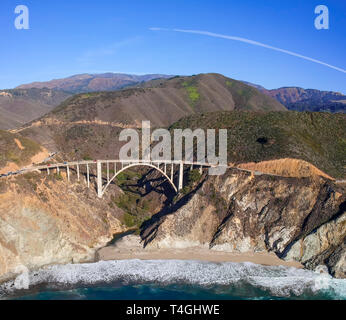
[0,260,345,300]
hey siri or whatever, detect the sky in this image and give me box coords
[0,0,345,93]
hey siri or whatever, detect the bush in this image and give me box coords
[123,213,136,228]
[53,173,63,180]
[188,169,202,184]
[82,155,92,161]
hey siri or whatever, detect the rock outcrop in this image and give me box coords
[0,167,344,283]
[142,170,345,278]
[0,173,124,283]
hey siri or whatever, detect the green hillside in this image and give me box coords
[171,111,346,178]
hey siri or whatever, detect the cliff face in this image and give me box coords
[142,171,345,278]
[0,173,124,283]
[0,168,344,283]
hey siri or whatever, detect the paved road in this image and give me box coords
[0,152,58,178]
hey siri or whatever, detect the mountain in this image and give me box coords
[46,73,286,126]
[171,111,346,178]
[17,73,286,159]
[243,82,346,113]
[16,73,173,93]
[0,88,71,130]
[266,87,346,113]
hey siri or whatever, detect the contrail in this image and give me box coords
[149,28,346,74]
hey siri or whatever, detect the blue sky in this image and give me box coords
[0,0,345,93]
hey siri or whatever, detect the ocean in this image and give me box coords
[0,260,345,300]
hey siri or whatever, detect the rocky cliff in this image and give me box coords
[0,167,344,283]
[142,170,345,278]
[0,172,124,283]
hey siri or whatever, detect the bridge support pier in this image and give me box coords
[86,164,90,188]
[31,159,212,198]
[97,161,103,198]
[77,163,80,181]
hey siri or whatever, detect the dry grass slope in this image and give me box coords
[43,73,286,128]
[0,130,43,170]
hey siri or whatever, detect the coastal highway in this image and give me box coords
[0,152,58,178]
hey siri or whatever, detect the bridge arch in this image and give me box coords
[99,162,178,198]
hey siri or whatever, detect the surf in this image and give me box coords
[1,260,345,300]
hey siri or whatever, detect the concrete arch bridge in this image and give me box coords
[32,160,220,198]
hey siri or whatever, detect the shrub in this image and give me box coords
[188,169,202,184]
[82,155,93,161]
[123,213,136,228]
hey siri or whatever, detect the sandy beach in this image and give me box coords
[96,235,303,268]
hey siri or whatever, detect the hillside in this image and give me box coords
[0,130,47,173]
[39,73,286,126]
[16,73,172,93]
[0,88,71,130]
[237,158,334,180]
[243,82,346,113]
[171,111,346,178]
[16,73,286,157]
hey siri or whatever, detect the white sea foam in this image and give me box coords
[1,260,345,299]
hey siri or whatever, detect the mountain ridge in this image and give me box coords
[243,81,346,113]
[24,73,286,129]
[16,73,173,93]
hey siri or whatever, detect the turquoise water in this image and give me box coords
[1,260,345,300]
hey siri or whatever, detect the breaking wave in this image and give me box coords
[1,260,345,299]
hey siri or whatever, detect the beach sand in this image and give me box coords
[96,235,303,268]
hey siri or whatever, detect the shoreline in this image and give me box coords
[96,235,303,269]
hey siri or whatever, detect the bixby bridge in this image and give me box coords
[1,159,340,195]
[29,160,221,198]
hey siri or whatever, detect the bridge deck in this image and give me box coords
[31,160,225,171]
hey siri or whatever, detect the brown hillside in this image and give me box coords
[28,73,286,129]
[0,130,48,173]
[15,74,286,159]
[237,158,334,180]
[0,88,71,130]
